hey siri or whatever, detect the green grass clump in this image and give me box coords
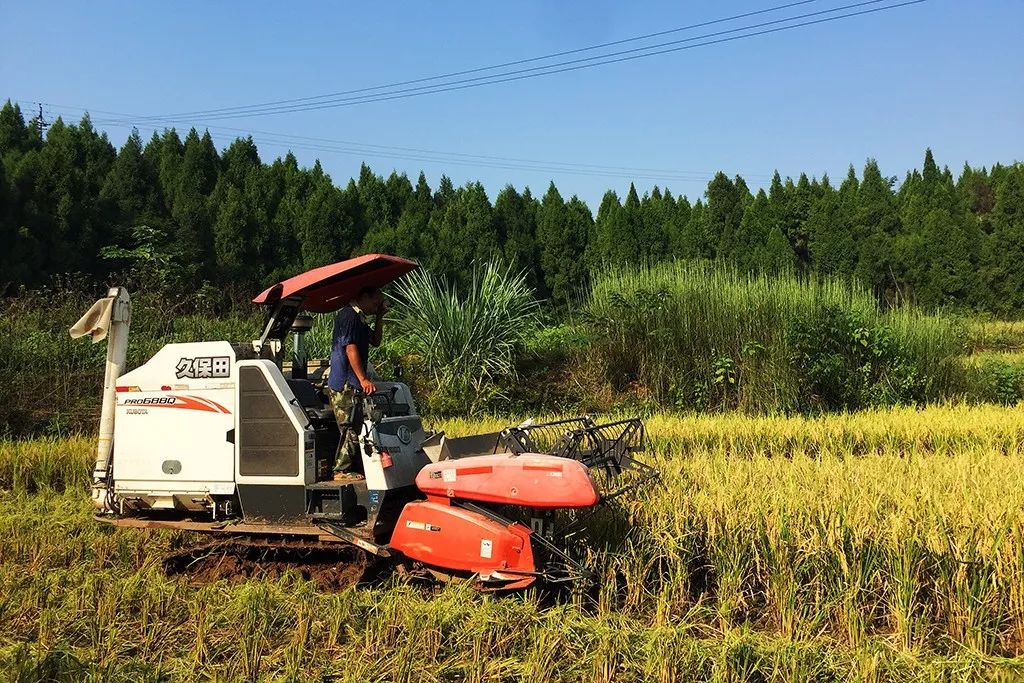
[586,260,966,412]
[388,262,541,413]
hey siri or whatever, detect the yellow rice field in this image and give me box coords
[1,404,1023,681]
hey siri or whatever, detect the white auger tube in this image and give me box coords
[69,287,131,511]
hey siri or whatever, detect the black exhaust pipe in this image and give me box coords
[290,313,314,379]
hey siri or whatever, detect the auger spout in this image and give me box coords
[70,287,132,510]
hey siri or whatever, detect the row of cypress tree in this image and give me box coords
[1,100,1022,313]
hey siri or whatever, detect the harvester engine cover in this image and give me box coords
[415,454,600,508]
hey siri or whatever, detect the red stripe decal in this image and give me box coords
[455,466,494,476]
[186,395,232,414]
[524,464,563,472]
[202,397,231,414]
[165,396,219,413]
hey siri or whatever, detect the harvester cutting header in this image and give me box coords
[71,254,656,589]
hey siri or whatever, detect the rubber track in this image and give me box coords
[161,537,381,590]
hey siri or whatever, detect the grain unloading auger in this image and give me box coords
[71,254,658,590]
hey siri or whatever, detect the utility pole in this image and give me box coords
[34,103,48,137]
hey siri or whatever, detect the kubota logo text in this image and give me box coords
[175,356,231,379]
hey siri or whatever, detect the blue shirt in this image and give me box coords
[328,306,371,391]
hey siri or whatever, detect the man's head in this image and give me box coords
[352,286,386,315]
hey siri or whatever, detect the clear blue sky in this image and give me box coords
[2,1,1021,207]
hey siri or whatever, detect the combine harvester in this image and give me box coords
[71,254,656,589]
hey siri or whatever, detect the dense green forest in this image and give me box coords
[1,100,1022,313]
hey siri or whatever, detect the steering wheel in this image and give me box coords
[357,387,397,421]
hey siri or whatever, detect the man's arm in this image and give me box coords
[346,344,375,394]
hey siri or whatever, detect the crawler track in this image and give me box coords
[162,537,386,590]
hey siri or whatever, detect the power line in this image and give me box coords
[25,100,772,182]
[123,0,827,122]
[112,0,926,124]
[207,139,721,183]
[192,133,722,181]
[114,0,892,123]
[15,0,925,184]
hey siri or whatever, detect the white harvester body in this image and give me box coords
[106,335,428,519]
[113,341,243,512]
[70,259,434,525]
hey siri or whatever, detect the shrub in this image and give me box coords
[388,262,541,413]
[585,260,966,412]
[961,353,1024,405]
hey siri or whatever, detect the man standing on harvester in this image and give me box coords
[328,286,388,481]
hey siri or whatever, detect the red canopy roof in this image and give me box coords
[252,254,419,313]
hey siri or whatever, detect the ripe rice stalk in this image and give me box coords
[2,406,1024,678]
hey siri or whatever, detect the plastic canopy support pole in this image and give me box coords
[93,287,131,511]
